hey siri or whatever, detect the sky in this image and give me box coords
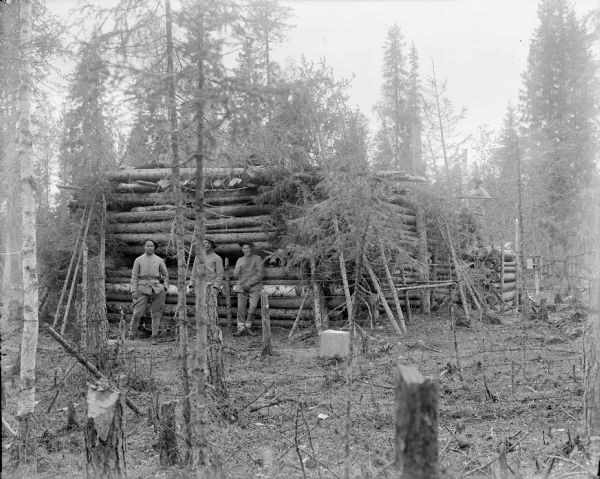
[50,0,598,138]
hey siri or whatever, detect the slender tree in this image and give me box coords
[16,0,39,471]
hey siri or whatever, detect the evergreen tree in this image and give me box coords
[58,38,115,190]
[521,0,598,250]
[405,43,423,175]
[373,24,408,171]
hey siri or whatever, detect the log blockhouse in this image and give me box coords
[101,166,516,330]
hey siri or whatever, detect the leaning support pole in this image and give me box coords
[442,218,471,323]
[45,325,142,416]
[378,240,407,333]
[395,365,439,479]
[52,204,88,328]
[261,291,274,356]
[60,204,94,335]
[363,256,403,335]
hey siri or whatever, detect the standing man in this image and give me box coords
[129,239,169,344]
[233,241,264,336]
[187,239,224,295]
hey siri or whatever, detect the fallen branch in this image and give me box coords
[2,417,17,437]
[45,325,142,416]
[249,396,297,413]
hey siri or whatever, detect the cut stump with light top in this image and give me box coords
[395,365,439,479]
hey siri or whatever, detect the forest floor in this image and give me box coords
[1,301,594,479]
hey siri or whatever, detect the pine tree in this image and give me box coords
[521,0,598,251]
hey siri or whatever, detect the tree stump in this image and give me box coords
[395,365,439,479]
[84,381,126,479]
[261,291,274,356]
[158,401,179,466]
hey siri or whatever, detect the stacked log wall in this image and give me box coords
[103,167,428,328]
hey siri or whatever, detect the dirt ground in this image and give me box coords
[1,303,593,478]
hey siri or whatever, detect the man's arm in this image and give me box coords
[159,259,169,289]
[214,255,224,289]
[233,258,242,280]
[131,258,140,293]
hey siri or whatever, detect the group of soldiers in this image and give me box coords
[129,238,264,344]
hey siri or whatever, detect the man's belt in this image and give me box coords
[138,276,161,280]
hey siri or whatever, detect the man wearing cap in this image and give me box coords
[187,239,224,295]
[232,241,264,336]
[129,239,169,344]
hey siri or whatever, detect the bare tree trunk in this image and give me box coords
[584,199,600,474]
[84,381,126,478]
[158,401,179,466]
[87,257,108,370]
[80,241,88,351]
[430,60,450,186]
[415,204,431,314]
[166,0,194,465]
[309,257,324,333]
[16,0,38,471]
[207,287,227,399]
[260,290,274,356]
[192,5,211,471]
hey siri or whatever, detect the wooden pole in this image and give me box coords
[363,257,403,335]
[261,291,274,356]
[224,258,232,328]
[442,217,471,323]
[332,216,354,325]
[60,204,94,335]
[400,266,412,323]
[395,365,439,478]
[52,204,87,328]
[80,241,88,351]
[500,245,505,312]
[288,296,308,340]
[309,257,323,333]
[377,240,406,332]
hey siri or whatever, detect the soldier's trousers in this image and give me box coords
[129,290,166,337]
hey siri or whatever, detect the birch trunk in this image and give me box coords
[15,0,37,471]
[87,257,108,370]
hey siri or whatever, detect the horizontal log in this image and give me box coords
[501,290,516,302]
[105,282,309,297]
[107,204,274,223]
[106,167,268,184]
[106,266,303,281]
[114,242,274,257]
[107,301,314,320]
[491,282,517,292]
[110,231,275,245]
[107,215,273,234]
[108,193,257,209]
[105,292,328,310]
[114,183,163,193]
[106,312,313,329]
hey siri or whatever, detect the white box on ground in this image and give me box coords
[320,330,350,358]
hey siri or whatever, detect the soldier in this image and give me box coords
[129,239,169,344]
[232,241,264,336]
[187,238,224,295]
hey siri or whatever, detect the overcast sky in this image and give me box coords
[50,0,597,138]
[274,0,597,137]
